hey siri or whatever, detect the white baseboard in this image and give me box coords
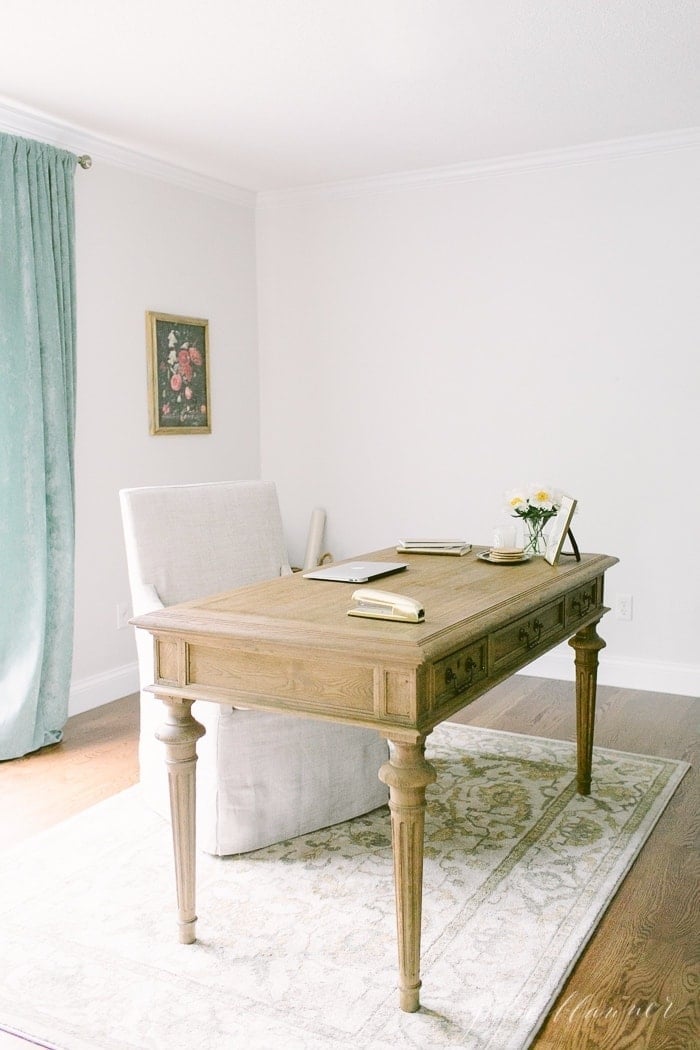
[68,651,698,721]
[69,662,140,717]
[521,647,700,698]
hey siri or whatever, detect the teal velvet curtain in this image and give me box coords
[0,134,77,760]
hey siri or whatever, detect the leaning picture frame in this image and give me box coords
[146,311,211,434]
[545,495,578,565]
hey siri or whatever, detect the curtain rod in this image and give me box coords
[77,154,92,169]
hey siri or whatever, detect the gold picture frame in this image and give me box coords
[146,311,211,434]
[545,496,578,565]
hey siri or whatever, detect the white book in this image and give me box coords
[399,539,469,548]
[397,540,472,556]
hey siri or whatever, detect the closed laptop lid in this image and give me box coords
[302,561,407,584]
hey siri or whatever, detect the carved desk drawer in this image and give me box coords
[432,639,488,705]
[566,577,602,627]
[490,599,565,674]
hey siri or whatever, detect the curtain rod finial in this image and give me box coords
[77,155,92,170]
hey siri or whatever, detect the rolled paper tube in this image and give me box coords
[303,507,326,570]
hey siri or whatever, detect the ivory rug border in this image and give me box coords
[0,724,688,1050]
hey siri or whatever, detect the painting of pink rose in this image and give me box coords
[146,312,211,434]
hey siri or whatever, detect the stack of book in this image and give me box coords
[396,539,472,556]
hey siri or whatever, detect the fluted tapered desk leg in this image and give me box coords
[379,737,437,1013]
[156,698,206,943]
[569,621,606,796]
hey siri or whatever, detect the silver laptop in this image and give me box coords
[303,561,407,584]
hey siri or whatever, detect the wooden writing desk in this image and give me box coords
[133,547,618,1012]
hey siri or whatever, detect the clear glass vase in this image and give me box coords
[523,517,548,557]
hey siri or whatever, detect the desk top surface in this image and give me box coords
[134,548,618,663]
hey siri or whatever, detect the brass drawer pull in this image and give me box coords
[519,618,543,650]
[572,592,593,618]
[444,656,476,693]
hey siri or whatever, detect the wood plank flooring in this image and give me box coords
[0,697,139,849]
[450,677,699,1050]
[0,678,697,1049]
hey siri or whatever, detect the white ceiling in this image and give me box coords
[3,0,699,192]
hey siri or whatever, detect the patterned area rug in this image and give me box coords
[0,724,688,1050]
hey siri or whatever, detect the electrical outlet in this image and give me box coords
[614,594,633,621]
[116,602,131,630]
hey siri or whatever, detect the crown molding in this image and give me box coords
[2,98,698,211]
[256,126,700,208]
[0,97,255,209]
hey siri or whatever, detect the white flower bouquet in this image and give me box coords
[505,485,561,555]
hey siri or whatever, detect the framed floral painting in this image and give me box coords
[146,311,211,434]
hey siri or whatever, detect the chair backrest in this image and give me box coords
[119,480,291,611]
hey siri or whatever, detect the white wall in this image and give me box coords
[71,163,260,712]
[257,145,700,696]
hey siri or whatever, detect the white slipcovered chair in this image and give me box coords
[119,480,388,856]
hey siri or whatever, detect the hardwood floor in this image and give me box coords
[0,679,697,1049]
[0,695,140,850]
[450,677,699,1050]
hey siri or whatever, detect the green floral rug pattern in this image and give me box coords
[0,724,688,1050]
